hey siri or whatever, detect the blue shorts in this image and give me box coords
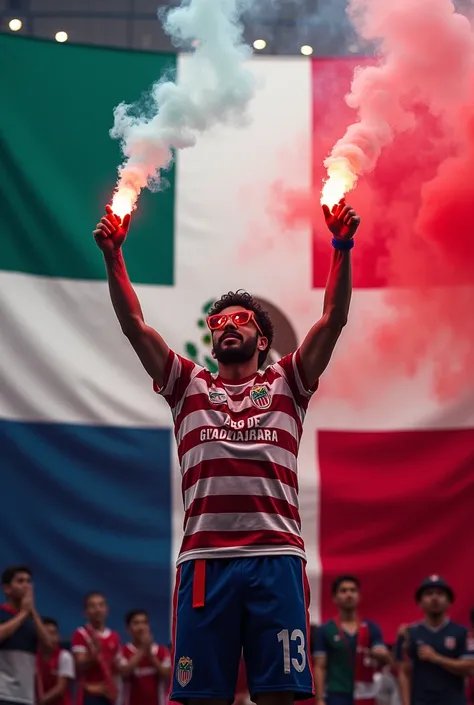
[170,555,314,702]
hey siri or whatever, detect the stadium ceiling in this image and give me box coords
[0,0,471,57]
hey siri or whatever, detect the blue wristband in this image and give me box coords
[332,237,354,250]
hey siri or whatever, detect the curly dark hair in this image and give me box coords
[209,290,274,369]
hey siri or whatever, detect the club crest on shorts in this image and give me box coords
[250,385,271,409]
[209,389,227,405]
[444,636,456,650]
[176,656,193,687]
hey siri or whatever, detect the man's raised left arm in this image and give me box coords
[299,199,360,389]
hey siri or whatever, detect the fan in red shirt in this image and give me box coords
[36,618,75,705]
[71,592,120,705]
[119,610,171,705]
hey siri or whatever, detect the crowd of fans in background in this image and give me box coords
[1,565,473,705]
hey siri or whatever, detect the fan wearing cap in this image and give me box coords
[397,576,474,705]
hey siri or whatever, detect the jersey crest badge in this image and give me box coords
[176,656,193,687]
[444,636,456,649]
[209,389,227,405]
[250,385,271,409]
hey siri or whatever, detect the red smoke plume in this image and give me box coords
[273,0,474,401]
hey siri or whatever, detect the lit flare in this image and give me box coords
[111,187,136,220]
[320,157,358,208]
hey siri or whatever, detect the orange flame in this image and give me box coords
[111,187,136,220]
[321,158,358,208]
[321,177,347,208]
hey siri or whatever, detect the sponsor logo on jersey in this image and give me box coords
[444,636,456,650]
[209,389,227,405]
[176,656,193,687]
[250,385,272,409]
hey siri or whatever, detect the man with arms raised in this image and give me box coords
[93,198,360,705]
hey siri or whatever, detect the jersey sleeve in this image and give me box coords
[461,628,474,659]
[58,651,75,679]
[369,621,385,649]
[313,625,329,657]
[395,634,404,662]
[152,350,200,412]
[119,645,131,668]
[273,350,318,411]
[112,634,122,662]
[159,646,171,668]
[396,628,415,663]
[71,629,88,653]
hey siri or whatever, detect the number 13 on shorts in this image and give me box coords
[277,629,307,674]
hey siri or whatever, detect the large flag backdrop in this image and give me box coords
[1,34,474,644]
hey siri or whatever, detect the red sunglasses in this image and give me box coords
[206,310,263,335]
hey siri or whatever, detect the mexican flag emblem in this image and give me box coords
[176,656,193,687]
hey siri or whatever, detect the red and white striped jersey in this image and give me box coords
[120,643,171,705]
[155,349,317,565]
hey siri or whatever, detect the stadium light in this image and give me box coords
[9,18,22,31]
[300,45,313,56]
[55,31,68,43]
[253,39,266,51]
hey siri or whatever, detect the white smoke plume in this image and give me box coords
[110,0,257,217]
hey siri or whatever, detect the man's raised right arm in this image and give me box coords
[94,205,169,388]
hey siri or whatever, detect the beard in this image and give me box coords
[214,332,258,365]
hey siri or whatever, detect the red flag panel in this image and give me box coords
[318,428,474,641]
[311,58,445,290]
[311,58,389,289]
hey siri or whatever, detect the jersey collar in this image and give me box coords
[422,617,450,632]
[216,373,258,385]
[86,624,111,638]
